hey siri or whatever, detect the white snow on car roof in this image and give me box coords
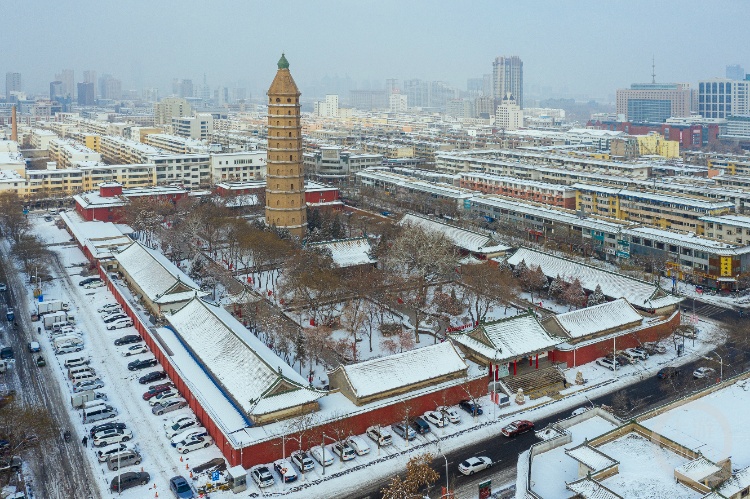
[549,299,644,339]
[329,342,467,400]
[166,297,323,419]
[115,241,203,304]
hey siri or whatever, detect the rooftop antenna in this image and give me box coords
[651,56,656,84]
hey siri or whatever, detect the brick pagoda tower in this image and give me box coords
[265,54,307,239]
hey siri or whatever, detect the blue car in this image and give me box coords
[459,399,483,416]
[169,476,194,498]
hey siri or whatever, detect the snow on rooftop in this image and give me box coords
[60,211,133,259]
[307,238,376,268]
[674,456,722,483]
[598,433,702,499]
[717,466,750,497]
[566,477,623,499]
[451,314,563,362]
[640,378,750,468]
[166,298,323,418]
[332,342,467,399]
[114,241,201,303]
[507,248,681,309]
[399,213,510,254]
[565,443,618,472]
[552,299,643,339]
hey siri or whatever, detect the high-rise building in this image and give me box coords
[348,89,387,110]
[727,64,745,81]
[77,82,95,106]
[496,93,523,131]
[385,78,399,94]
[403,79,429,108]
[314,94,339,117]
[615,83,692,122]
[56,69,75,97]
[99,74,122,100]
[179,79,194,98]
[389,92,407,113]
[5,72,22,100]
[50,81,64,101]
[154,97,192,125]
[698,78,750,118]
[265,54,306,240]
[83,70,97,98]
[492,56,523,108]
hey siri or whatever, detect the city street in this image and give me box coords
[0,246,101,499]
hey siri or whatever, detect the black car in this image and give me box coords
[89,421,127,439]
[110,471,150,492]
[657,367,682,379]
[458,399,483,416]
[103,314,128,324]
[139,371,167,384]
[78,277,102,286]
[128,358,158,371]
[114,335,141,346]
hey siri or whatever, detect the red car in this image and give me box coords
[142,383,173,400]
[501,420,534,437]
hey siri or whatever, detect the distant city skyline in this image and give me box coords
[2,0,748,102]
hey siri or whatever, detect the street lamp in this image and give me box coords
[433,442,450,499]
[703,352,723,381]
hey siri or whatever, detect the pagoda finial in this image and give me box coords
[278,53,289,70]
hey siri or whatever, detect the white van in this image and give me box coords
[82,404,117,424]
[106,318,133,330]
[96,442,132,462]
[71,371,99,383]
[66,314,76,324]
[55,344,83,355]
[53,335,83,346]
[82,400,107,411]
[64,356,89,369]
[68,366,95,378]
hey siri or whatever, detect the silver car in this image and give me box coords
[152,397,187,416]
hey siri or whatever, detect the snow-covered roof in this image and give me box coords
[306,238,376,268]
[550,299,644,339]
[330,342,467,400]
[701,214,750,231]
[507,248,682,310]
[115,242,202,304]
[399,213,510,255]
[717,466,750,497]
[675,457,722,483]
[565,443,618,472]
[166,297,324,420]
[450,314,564,362]
[566,477,623,499]
[61,211,134,260]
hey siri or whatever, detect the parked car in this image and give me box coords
[72,378,104,393]
[143,383,174,401]
[96,442,133,462]
[79,277,101,287]
[169,475,194,499]
[152,398,187,416]
[171,428,208,447]
[0,456,22,473]
[0,283,7,292]
[273,458,298,483]
[164,416,199,438]
[90,422,127,438]
[103,313,128,324]
[596,357,617,371]
[458,456,492,476]
[310,445,335,467]
[107,318,134,330]
[121,344,148,357]
[128,358,158,371]
[626,347,649,360]
[693,367,716,379]
[436,405,461,424]
[28,341,41,353]
[618,350,640,364]
[346,435,370,456]
[98,303,121,314]
[644,342,667,355]
[84,280,105,289]
[365,425,393,446]
[572,406,592,417]
[251,466,275,488]
[290,450,315,472]
[175,435,213,454]
[657,367,682,379]
[107,449,141,471]
[501,420,534,437]
[138,371,167,384]
[391,422,417,441]
[423,410,448,428]
[458,399,483,416]
[148,390,180,406]
[410,416,431,435]
[109,471,150,492]
[93,428,133,447]
[331,441,356,461]
[114,335,141,346]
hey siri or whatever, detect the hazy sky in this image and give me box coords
[3,0,748,101]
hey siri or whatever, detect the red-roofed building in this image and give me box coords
[74,182,188,222]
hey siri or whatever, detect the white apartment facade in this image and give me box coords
[172,113,213,140]
[210,151,267,183]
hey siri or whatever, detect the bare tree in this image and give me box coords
[458,264,518,323]
[0,192,29,244]
[381,453,440,499]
